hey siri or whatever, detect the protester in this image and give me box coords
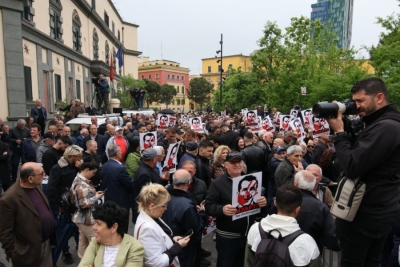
[21,123,42,163]
[83,124,107,161]
[241,132,264,174]
[79,201,144,266]
[70,99,86,118]
[30,99,47,135]
[125,136,141,177]
[235,137,245,152]
[209,145,230,180]
[9,119,30,182]
[195,140,213,188]
[105,126,129,162]
[275,145,303,188]
[134,183,190,267]
[307,164,334,209]
[177,141,198,169]
[36,132,55,164]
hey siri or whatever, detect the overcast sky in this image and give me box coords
[115,0,399,75]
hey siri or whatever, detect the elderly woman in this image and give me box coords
[79,201,144,267]
[134,183,190,267]
[210,145,231,180]
[70,161,104,258]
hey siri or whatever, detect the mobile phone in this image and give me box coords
[182,229,193,238]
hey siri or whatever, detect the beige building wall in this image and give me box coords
[22,39,39,101]
[124,55,138,78]
[33,0,50,38]
[123,25,138,51]
[0,10,9,119]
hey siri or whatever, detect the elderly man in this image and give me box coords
[105,126,129,162]
[104,124,115,141]
[9,119,31,182]
[62,126,77,145]
[205,152,267,267]
[307,164,334,209]
[303,140,315,164]
[69,99,86,118]
[275,145,304,188]
[0,162,55,267]
[76,128,89,148]
[83,124,107,161]
[294,170,339,257]
[31,99,47,135]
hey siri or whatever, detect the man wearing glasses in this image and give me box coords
[303,140,315,165]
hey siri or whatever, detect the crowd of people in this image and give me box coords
[0,77,399,267]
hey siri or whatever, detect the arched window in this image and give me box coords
[182,99,185,105]
[49,0,63,41]
[93,29,99,60]
[72,10,82,52]
[112,48,116,73]
[105,41,109,65]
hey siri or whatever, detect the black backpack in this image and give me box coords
[254,223,304,267]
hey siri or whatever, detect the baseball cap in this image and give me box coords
[142,148,157,160]
[226,151,244,162]
[115,126,123,131]
[43,132,55,139]
[274,146,286,154]
[186,141,198,151]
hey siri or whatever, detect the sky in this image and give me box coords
[114,0,399,75]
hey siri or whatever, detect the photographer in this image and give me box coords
[327,77,400,266]
[93,73,109,113]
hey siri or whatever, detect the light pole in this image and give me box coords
[216,34,223,107]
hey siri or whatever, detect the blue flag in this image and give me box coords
[116,44,124,68]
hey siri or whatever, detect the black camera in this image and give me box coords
[92,77,100,83]
[312,99,357,118]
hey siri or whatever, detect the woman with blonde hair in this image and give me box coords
[210,145,231,180]
[134,183,190,267]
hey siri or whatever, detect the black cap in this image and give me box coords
[226,151,244,162]
[186,141,198,151]
[43,132,55,139]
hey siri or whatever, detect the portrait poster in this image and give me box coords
[290,109,299,120]
[181,115,189,123]
[273,111,282,127]
[221,111,226,117]
[301,108,313,127]
[190,117,204,132]
[162,142,181,174]
[279,115,292,133]
[231,172,262,221]
[244,110,258,126]
[157,114,169,131]
[202,216,217,238]
[261,116,275,132]
[218,116,224,121]
[139,131,157,152]
[168,116,176,127]
[241,108,248,117]
[310,115,330,137]
[289,118,305,143]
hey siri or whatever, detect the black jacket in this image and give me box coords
[241,144,264,174]
[269,157,282,187]
[205,173,260,237]
[195,155,211,188]
[313,140,328,165]
[296,189,340,252]
[9,126,30,152]
[0,141,10,189]
[334,103,400,219]
[132,162,162,223]
[83,134,107,160]
[42,147,63,176]
[188,176,208,205]
[220,130,240,151]
[274,158,295,188]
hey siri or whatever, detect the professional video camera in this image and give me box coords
[92,77,100,83]
[312,99,357,118]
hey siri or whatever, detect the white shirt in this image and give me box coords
[102,244,120,267]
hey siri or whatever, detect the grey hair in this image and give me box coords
[294,170,316,191]
[17,119,26,124]
[258,129,266,138]
[153,146,164,156]
[306,164,323,175]
[80,128,88,135]
[108,145,120,158]
[287,145,303,155]
[172,170,191,186]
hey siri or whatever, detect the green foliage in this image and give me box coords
[369,13,400,104]
[143,79,162,108]
[117,74,146,91]
[188,77,214,109]
[159,84,177,107]
[115,91,134,108]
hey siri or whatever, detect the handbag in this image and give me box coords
[330,176,366,221]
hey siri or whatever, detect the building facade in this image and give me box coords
[0,0,141,122]
[138,57,190,112]
[201,54,251,88]
[311,0,354,49]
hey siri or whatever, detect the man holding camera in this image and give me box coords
[93,73,109,113]
[327,77,400,266]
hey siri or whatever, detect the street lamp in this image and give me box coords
[216,34,223,107]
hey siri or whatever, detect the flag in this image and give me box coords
[110,53,114,82]
[116,44,124,68]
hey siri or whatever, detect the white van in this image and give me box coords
[65,113,122,136]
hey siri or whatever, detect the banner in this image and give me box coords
[162,142,181,174]
[139,131,157,152]
[279,114,292,133]
[157,114,170,131]
[261,116,275,132]
[310,116,330,137]
[301,109,313,127]
[231,172,262,221]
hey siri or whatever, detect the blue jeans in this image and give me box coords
[216,234,246,267]
[336,215,396,267]
[11,151,22,182]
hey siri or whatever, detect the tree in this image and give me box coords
[188,77,214,109]
[117,74,145,91]
[143,79,161,108]
[159,84,177,108]
[369,13,400,104]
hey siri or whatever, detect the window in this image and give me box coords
[105,41,109,65]
[228,64,233,69]
[50,0,63,41]
[148,74,152,79]
[93,28,99,60]
[54,74,62,101]
[182,86,184,94]
[72,10,82,52]
[155,74,159,79]
[181,76,184,80]
[76,79,81,100]
[177,99,180,105]
[218,65,222,72]
[24,66,32,101]
[22,0,35,23]
[91,0,96,10]
[167,74,170,79]
[208,66,211,73]
[182,99,185,105]
[176,86,179,93]
[172,75,175,79]
[104,11,109,27]
[118,30,120,41]
[141,75,144,79]
[112,21,115,34]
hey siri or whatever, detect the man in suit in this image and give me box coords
[101,145,134,226]
[220,124,239,151]
[31,99,47,135]
[0,162,55,267]
[83,124,107,162]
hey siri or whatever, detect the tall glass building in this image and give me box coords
[311,0,354,49]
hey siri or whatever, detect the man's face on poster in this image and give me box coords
[144,134,155,149]
[282,116,290,128]
[192,118,200,129]
[247,112,256,123]
[313,117,323,128]
[160,116,168,126]
[294,120,302,132]
[169,118,176,126]
[291,110,298,118]
[304,110,312,124]
[237,179,258,206]
[263,118,270,129]
[170,145,178,158]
